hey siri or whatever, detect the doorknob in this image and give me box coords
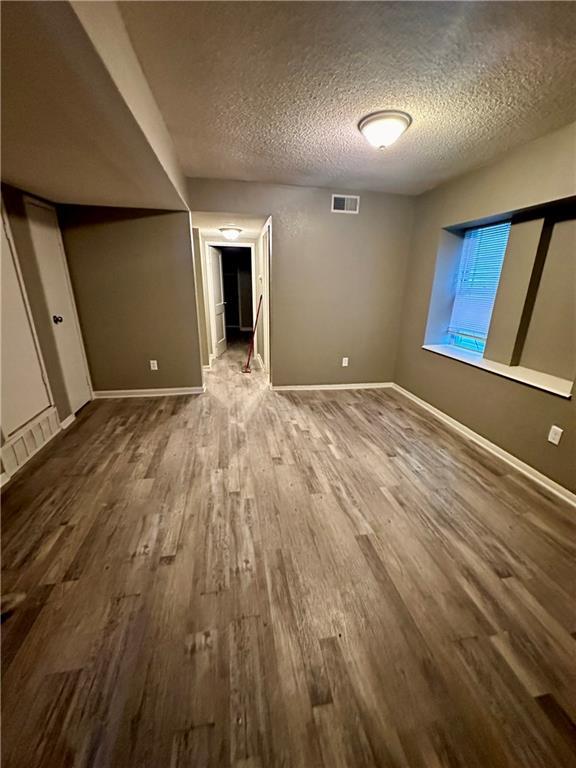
[53,315,63,324]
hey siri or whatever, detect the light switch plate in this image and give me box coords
[150,360,158,371]
[342,357,349,367]
[548,425,563,445]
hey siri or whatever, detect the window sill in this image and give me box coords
[422,344,573,399]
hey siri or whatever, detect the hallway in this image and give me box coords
[1,345,575,767]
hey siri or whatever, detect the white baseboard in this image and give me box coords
[391,384,576,508]
[201,354,217,373]
[271,382,394,392]
[256,353,265,371]
[203,354,215,371]
[60,414,76,430]
[93,386,205,399]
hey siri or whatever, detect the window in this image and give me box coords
[423,203,573,398]
[448,222,511,353]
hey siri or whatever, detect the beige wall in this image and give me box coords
[484,219,544,366]
[187,179,415,386]
[1,2,185,211]
[70,1,188,209]
[519,219,576,381]
[59,207,203,391]
[396,123,576,492]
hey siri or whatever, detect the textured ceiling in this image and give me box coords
[192,211,266,240]
[120,1,576,195]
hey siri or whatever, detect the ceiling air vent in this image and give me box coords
[331,194,360,214]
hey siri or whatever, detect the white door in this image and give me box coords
[25,199,91,414]
[1,215,52,436]
[208,246,227,358]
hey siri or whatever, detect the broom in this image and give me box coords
[242,294,263,373]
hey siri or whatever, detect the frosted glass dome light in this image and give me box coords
[358,111,412,149]
[219,227,242,241]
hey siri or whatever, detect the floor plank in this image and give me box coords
[2,344,575,768]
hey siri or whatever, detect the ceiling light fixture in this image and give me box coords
[219,226,242,241]
[358,110,412,149]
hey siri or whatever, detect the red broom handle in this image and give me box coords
[243,294,263,372]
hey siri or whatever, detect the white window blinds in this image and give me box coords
[448,222,511,352]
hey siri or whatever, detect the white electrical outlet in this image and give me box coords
[342,357,349,367]
[150,360,158,371]
[547,425,563,445]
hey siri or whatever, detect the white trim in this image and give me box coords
[260,216,272,383]
[197,234,213,362]
[391,384,576,508]
[60,414,76,430]
[187,213,209,397]
[93,386,205,399]
[271,382,394,392]
[256,353,265,371]
[202,353,216,371]
[422,344,573,399]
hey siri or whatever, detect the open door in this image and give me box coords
[208,245,227,358]
[260,216,272,378]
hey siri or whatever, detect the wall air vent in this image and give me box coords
[331,194,360,214]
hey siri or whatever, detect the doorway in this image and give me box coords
[221,246,253,348]
[204,239,260,372]
[193,213,271,381]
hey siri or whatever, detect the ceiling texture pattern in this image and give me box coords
[120,1,576,195]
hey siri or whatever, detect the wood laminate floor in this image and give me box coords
[2,345,576,767]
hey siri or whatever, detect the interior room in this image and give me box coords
[1,2,575,767]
